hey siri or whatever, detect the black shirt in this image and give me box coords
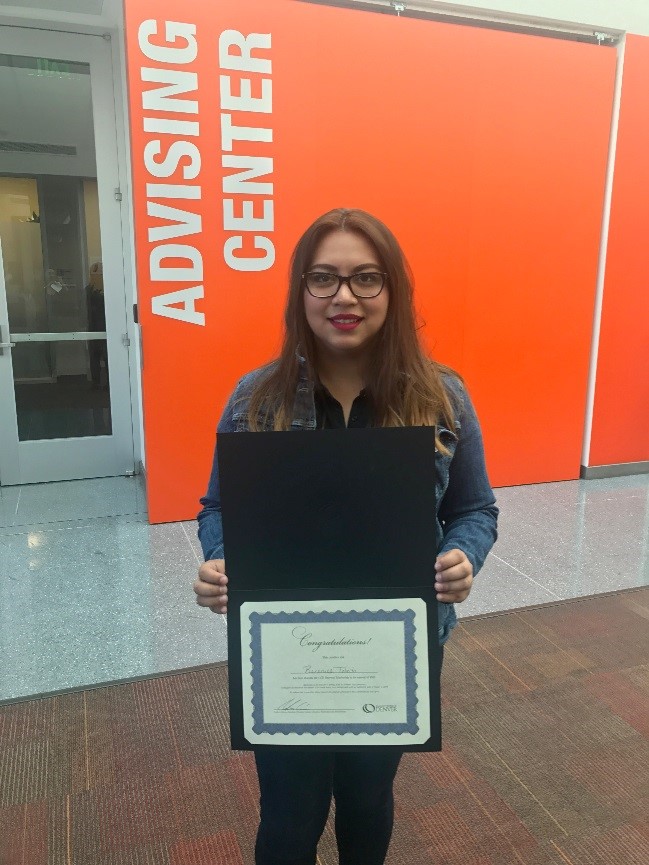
[314,386,373,429]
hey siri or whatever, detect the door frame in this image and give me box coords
[0,25,136,484]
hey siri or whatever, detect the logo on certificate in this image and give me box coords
[362,703,398,713]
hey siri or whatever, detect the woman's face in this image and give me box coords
[303,230,389,363]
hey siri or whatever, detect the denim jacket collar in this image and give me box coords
[291,355,317,430]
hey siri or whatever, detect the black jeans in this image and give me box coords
[254,749,403,865]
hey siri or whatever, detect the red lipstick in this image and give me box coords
[329,315,362,331]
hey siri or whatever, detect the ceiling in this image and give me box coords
[2,0,105,14]
[0,0,121,28]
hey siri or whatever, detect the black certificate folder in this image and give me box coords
[218,427,442,752]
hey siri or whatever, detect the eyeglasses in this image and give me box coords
[302,271,387,299]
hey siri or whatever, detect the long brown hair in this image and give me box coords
[246,208,459,447]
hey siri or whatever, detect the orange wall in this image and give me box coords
[589,34,649,467]
[124,0,616,522]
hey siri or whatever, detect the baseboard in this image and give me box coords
[580,461,649,479]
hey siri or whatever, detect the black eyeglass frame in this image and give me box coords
[301,271,388,299]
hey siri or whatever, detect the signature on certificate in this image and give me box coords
[276,698,311,712]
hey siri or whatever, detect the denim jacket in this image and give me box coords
[198,360,498,643]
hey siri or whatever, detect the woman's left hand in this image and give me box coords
[434,549,473,602]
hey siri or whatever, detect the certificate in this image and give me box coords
[240,597,431,746]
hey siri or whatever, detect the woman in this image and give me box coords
[194,208,498,865]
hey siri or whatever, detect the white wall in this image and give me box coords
[350,0,649,36]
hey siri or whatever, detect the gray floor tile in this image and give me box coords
[181,520,204,562]
[149,608,228,672]
[1,472,648,702]
[0,485,20,529]
[491,480,649,600]
[134,471,148,515]
[12,475,145,527]
[0,511,148,538]
[457,553,558,618]
[583,474,649,492]
[4,519,148,567]
[0,523,226,701]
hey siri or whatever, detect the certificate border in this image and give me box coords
[248,609,419,736]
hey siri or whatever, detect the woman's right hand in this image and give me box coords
[194,559,228,614]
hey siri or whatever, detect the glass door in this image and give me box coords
[0,28,134,484]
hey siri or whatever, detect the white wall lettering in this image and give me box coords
[140,19,205,326]
[139,20,198,64]
[150,244,203,282]
[219,30,272,73]
[151,285,205,326]
[224,236,275,272]
[219,31,274,272]
[141,68,198,114]
[144,141,201,179]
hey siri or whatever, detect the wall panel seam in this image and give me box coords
[581,35,627,468]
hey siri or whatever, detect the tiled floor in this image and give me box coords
[1,473,647,703]
[0,477,227,703]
